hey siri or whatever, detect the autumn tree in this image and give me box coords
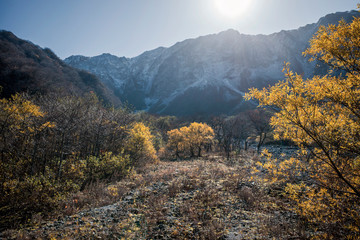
[125,122,158,166]
[245,14,360,238]
[167,122,214,159]
[167,128,187,159]
[188,122,215,157]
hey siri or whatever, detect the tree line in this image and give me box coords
[0,92,153,229]
[0,89,271,229]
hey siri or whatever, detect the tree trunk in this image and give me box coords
[190,147,195,158]
[257,132,267,153]
[57,133,66,180]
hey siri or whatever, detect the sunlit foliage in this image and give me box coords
[245,14,360,238]
[125,122,158,166]
[167,122,214,158]
[0,92,134,229]
[0,94,58,227]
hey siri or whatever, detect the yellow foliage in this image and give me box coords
[0,94,56,179]
[0,94,54,135]
[245,14,360,238]
[0,93,139,229]
[167,128,187,156]
[126,122,158,165]
[167,122,214,158]
[1,94,44,118]
[85,152,131,180]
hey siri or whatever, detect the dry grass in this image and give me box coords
[3,152,307,239]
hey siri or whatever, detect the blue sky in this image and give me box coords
[0,0,357,59]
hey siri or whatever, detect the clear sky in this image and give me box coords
[0,0,357,59]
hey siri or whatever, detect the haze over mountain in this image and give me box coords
[1,11,358,116]
[64,10,360,116]
[0,31,120,106]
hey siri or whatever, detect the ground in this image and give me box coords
[2,149,307,239]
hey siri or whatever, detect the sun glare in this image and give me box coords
[214,0,252,19]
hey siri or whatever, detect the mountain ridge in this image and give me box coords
[0,30,121,106]
[63,10,359,116]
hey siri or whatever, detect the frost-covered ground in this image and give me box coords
[3,150,309,239]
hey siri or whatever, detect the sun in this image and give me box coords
[214,0,252,19]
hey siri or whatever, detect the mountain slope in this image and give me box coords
[0,31,120,106]
[65,10,360,116]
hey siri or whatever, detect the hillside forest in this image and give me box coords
[1,9,360,240]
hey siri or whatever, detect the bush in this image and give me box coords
[0,167,63,230]
[84,152,131,182]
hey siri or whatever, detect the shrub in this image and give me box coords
[0,167,63,230]
[84,152,131,182]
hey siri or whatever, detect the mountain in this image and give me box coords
[0,31,120,106]
[65,10,360,116]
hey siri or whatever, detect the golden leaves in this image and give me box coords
[126,122,158,164]
[0,94,55,136]
[245,13,360,238]
[304,18,360,74]
[167,122,215,158]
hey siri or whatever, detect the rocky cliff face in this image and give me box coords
[65,10,360,116]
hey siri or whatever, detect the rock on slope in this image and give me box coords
[65,10,360,116]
